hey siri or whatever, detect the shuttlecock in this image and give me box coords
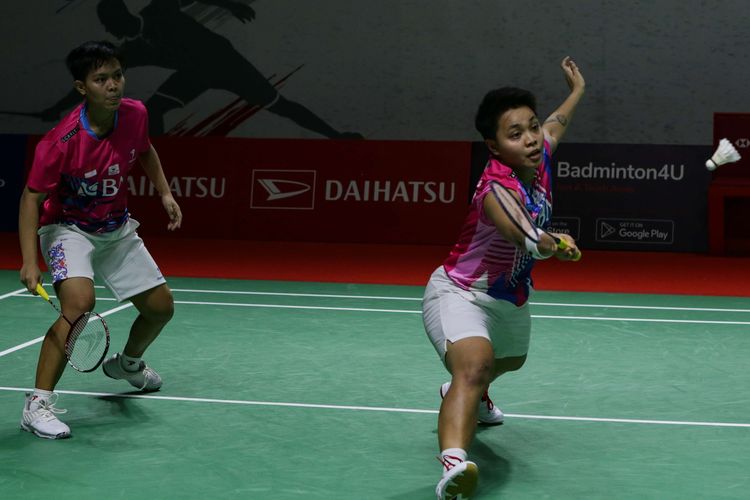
[706,138,741,171]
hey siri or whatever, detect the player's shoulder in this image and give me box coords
[39,104,84,151]
[119,98,147,115]
[482,156,519,189]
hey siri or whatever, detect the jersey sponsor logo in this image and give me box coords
[250,170,316,210]
[60,126,80,143]
[68,176,122,198]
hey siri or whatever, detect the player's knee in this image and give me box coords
[62,296,96,318]
[148,297,174,324]
[454,359,494,388]
[140,288,174,324]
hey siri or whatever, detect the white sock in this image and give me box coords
[440,448,468,474]
[30,388,53,410]
[120,353,142,372]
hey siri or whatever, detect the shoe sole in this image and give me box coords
[20,422,71,440]
[438,462,479,499]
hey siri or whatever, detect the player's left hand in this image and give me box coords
[161,194,182,231]
[561,56,585,94]
[553,232,580,261]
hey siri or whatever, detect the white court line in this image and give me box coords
[171,288,750,313]
[0,288,28,300]
[0,386,747,428]
[532,302,750,313]
[171,288,423,301]
[8,288,750,313]
[0,303,134,358]
[174,300,419,314]
[170,300,750,325]
[532,314,750,326]
[11,296,749,325]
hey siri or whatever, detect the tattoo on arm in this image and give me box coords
[545,114,568,126]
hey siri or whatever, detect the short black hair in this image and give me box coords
[65,40,123,81]
[474,87,537,140]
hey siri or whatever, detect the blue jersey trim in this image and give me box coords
[79,104,119,140]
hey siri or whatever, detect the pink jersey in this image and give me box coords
[443,141,554,305]
[27,98,151,233]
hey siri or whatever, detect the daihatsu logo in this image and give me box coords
[257,179,311,201]
[250,170,316,210]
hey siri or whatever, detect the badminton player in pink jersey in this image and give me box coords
[18,41,182,439]
[424,57,585,499]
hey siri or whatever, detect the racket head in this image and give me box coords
[488,181,542,243]
[489,181,582,260]
[64,312,110,372]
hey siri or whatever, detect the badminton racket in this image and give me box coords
[35,283,110,372]
[489,182,581,261]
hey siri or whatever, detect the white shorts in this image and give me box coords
[38,218,166,302]
[422,266,531,364]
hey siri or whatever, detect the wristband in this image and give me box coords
[524,235,551,260]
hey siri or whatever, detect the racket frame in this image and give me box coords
[488,181,580,260]
[35,284,111,372]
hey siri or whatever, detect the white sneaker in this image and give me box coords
[436,455,479,500]
[440,382,504,425]
[21,393,71,439]
[102,353,162,391]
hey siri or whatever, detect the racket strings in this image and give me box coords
[65,312,109,371]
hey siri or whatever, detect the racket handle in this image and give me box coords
[555,238,582,261]
[35,283,50,301]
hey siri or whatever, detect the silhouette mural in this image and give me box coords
[27,0,362,138]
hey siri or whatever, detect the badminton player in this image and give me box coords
[423,57,584,498]
[18,41,181,439]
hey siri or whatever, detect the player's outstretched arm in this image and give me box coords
[542,56,585,154]
[482,193,557,258]
[138,145,182,231]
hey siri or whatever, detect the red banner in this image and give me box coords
[713,113,750,179]
[128,137,471,244]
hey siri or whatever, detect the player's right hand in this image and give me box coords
[20,264,42,294]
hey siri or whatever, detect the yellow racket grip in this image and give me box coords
[556,238,582,261]
[35,283,50,301]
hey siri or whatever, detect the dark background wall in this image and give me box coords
[1,0,748,143]
[1,1,747,253]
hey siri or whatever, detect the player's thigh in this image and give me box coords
[93,219,166,302]
[422,267,493,366]
[480,296,531,360]
[38,224,95,284]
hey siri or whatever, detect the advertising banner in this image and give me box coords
[128,137,471,245]
[471,143,712,252]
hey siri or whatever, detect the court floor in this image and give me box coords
[1,268,749,499]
